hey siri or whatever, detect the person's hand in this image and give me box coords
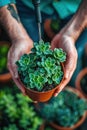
[7,38,33,95]
[51,33,78,96]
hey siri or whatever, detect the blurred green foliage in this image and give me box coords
[0,44,9,74]
[0,84,43,130]
[50,19,61,33]
[38,89,87,127]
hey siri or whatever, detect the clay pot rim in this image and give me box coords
[48,87,87,130]
[75,67,87,98]
[44,19,56,39]
[0,41,11,82]
[0,73,11,82]
[18,63,65,94]
[39,120,46,130]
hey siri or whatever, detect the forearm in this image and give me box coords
[62,0,87,42]
[0,4,31,43]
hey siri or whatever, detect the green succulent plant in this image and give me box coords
[38,88,87,127]
[0,44,9,74]
[16,40,66,92]
[0,45,9,56]
[0,87,43,130]
[3,124,18,130]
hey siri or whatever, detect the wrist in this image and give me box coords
[12,37,33,46]
[63,14,86,43]
[61,0,87,43]
[11,38,33,53]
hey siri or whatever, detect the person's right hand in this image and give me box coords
[7,38,33,95]
[51,33,78,96]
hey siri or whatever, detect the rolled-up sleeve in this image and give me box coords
[0,0,16,7]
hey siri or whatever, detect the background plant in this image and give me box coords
[16,40,66,91]
[0,44,9,74]
[50,19,61,33]
[38,89,87,127]
[0,85,43,130]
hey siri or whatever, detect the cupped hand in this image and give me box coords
[7,38,33,95]
[51,33,78,96]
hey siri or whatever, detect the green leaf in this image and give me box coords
[35,41,52,55]
[16,54,30,71]
[53,48,66,62]
[29,72,46,91]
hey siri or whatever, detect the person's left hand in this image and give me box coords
[51,33,78,96]
[7,38,33,95]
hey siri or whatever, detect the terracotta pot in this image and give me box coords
[39,87,87,130]
[44,19,56,40]
[0,41,11,82]
[48,87,87,130]
[39,121,54,130]
[75,68,87,98]
[18,64,65,102]
[39,121,46,130]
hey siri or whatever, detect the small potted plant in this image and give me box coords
[75,68,87,99]
[0,41,11,82]
[36,87,87,130]
[16,40,66,102]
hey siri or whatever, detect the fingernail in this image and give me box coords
[14,72,18,78]
[34,101,38,103]
[65,72,69,79]
[54,93,58,97]
[14,74,18,78]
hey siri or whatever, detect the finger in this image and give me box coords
[51,35,60,49]
[64,49,78,79]
[33,101,38,103]
[54,59,77,97]
[53,79,66,97]
[7,61,18,78]
[7,48,20,78]
[53,76,70,97]
[13,77,26,95]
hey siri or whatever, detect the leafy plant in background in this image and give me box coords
[38,89,87,127]
[0,86,43,130]
[16,40,66,92]
[0,45,9,74]
[50,19,61,33]
[3,124,18,130]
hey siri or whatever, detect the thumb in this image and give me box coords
[7,62,19,79]
[13,77,26,95]
[67,44,78,77]
[64,52,77,80]
[64,69,70,79]
[13,65,19,78]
